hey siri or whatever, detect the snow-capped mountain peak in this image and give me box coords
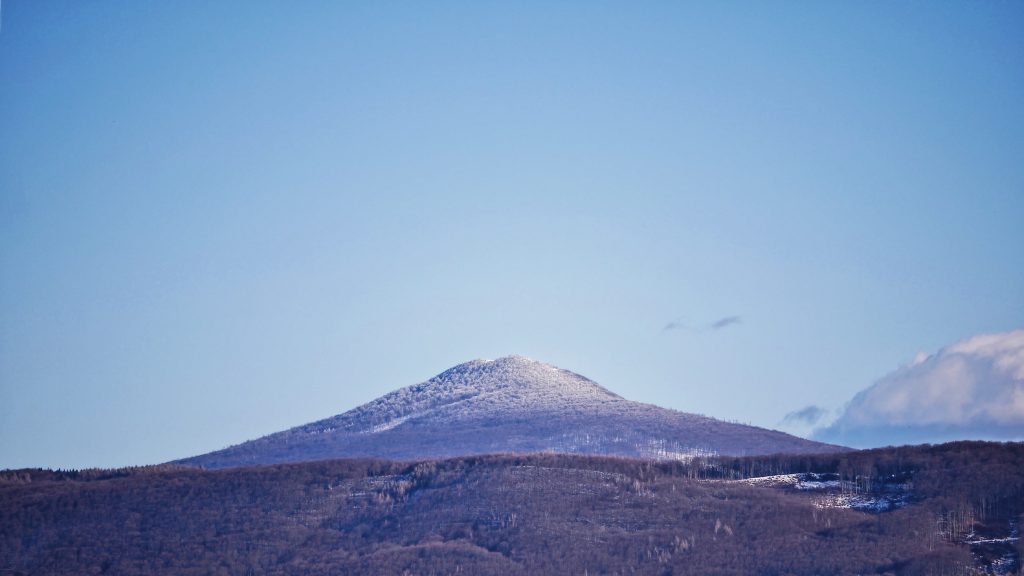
[315,355,623,436]
[176,355,844,468]
[427,355,621,399]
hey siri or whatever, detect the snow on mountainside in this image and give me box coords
[299,355,623,435]
[176,355,844,468]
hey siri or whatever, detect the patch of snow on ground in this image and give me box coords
[738,473,910,512]
[737,472,840,490]
[813,492,909,512]
[657,448,717,462]
[969,536,1022,545]
[737,474,801,488]
[968,520,1020,575]
[796,479,841,490]
[364,414,412,434]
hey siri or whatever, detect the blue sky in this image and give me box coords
[2,1,1022,469]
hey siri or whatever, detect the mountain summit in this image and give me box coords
[177,356,841,468]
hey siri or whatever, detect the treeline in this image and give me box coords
[1,442,1021,575]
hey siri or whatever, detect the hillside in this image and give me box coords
[177,355,840,468]
[2,442,1022,575]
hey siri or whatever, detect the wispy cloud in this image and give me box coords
[663,315,742,333]
[782,405,828,426]
[709,315,741,330]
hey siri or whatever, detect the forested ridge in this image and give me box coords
[2,441,1022,575]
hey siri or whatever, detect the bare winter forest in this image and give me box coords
[2,441,1022,575]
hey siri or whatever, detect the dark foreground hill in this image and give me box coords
[177,355,840,468]
[3,442,1023,575]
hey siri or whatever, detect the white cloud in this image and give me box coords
[814,329,1024,448]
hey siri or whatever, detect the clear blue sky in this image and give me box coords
[2,1,1022,469]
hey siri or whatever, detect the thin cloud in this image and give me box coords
[710,316,742,330]
[663,315,743,333]
[782,405,828,426]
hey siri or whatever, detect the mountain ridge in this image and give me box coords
[176,355,844,468]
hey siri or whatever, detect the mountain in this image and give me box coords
[176,355,841,468]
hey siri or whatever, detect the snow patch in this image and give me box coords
[738,473,910,512]
[363,414,413,434]
[737,474,801,488]
[813,492,909,512]
[737,472,839,490]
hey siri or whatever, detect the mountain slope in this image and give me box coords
[8,443,1022,575]
[177,355,841,468]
